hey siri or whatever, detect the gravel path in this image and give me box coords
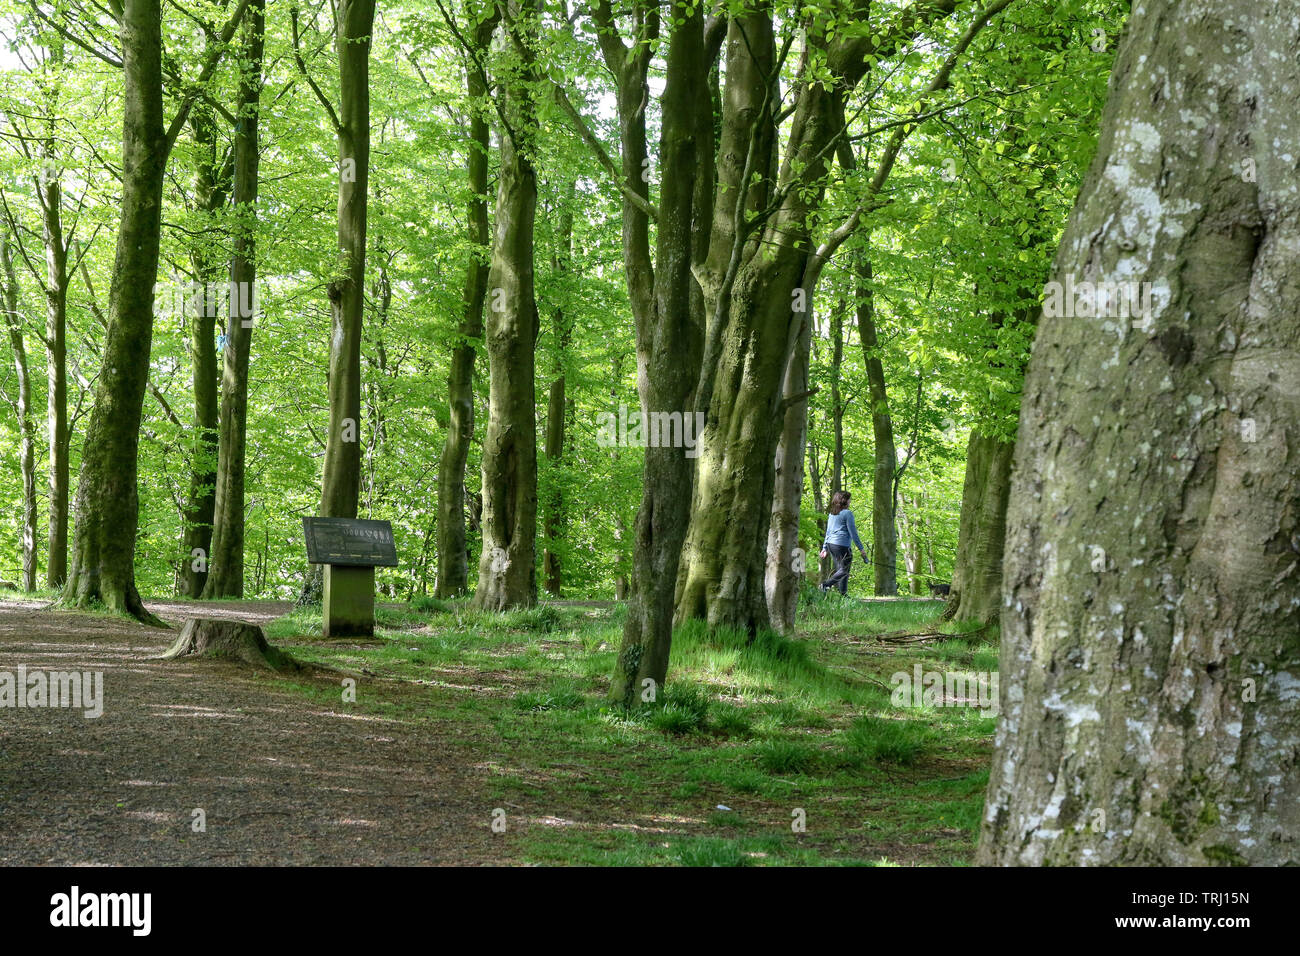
[0,599,517,865]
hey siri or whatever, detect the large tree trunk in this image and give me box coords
[945,430,1012,624]
[473,0,540,612]
[61,0,169,623]
[980,0,1300,865]
[435,12,495,600]
[2,239,38,591]
[856,256,899,595]
[203,0,265,599]
[675,12,837,632]
[606,2,710,705]
[177,97,227,597]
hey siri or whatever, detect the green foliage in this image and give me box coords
[0,0,1120,621]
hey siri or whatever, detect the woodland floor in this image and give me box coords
[0,592,995,866]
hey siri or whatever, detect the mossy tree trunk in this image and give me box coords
[474,0,541,612]
[765,219,854,630]
[675,0,1001,632]
[673,7,782,634]
[764,300,812,632]
[61,0,246,621]
[294,0,375,605]
[594,0,713,704]
[946,430,1013,624]
[61,0,170,622]
[980,0,1300,865]
[317,0,374,523]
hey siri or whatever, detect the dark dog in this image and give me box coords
[928,582,951,597]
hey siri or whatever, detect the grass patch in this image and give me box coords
[844,715,937,765]
[236,591,996,865]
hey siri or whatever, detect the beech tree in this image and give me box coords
[290,0,377,605]
[1,237,36,590]
[60,0,250,622]
[562,0,714,702]
[980,0,1300,865]
[204,0,266,598]
[677,0,1015,633]
[473,0,542,611]
[435,6,497,599]
[174,96,226,598]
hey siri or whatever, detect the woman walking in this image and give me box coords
[819,491,869,595]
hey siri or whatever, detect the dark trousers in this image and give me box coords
[822,544,852,595]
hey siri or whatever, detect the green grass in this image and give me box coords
[0,585,61,602]
[843,715,937,765]
[241,591,998,865]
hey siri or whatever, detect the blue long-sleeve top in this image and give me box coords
[823,509,865,551]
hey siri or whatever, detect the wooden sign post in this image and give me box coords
[303,517,399,638]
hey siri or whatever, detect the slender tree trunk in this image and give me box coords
[607,2,710,705]
[830,301,844,493]
[856,256,899,595]
[2,239,38,590]
[542,182,574,597]
[474,0,541,612]
[897,495,919,594]
[364,233,391,512]
[38,119,70,590]
[808,437,831,583]
[177,97,226,597]
[764,296,812,631]
[204,0,264,599]
[61,0,169,623]
[300,0,375,605]
[980,0,1300,865]
[765,224,849,630]
[435,12,495,600]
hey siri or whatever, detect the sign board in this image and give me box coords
[302,517,398,568]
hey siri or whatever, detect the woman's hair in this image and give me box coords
[829,490,851,515]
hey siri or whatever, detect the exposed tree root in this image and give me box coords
[59,582,169,628]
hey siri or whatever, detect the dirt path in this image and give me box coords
[0,599,518,865]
